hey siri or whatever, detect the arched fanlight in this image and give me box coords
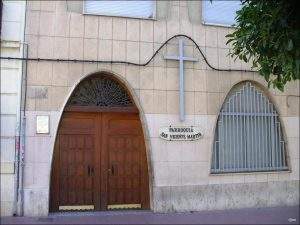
[67,75,134,107]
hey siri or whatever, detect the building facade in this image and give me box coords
[1,0,26,216]
[1,0,299,216]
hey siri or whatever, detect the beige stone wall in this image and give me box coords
[23,0,299,216]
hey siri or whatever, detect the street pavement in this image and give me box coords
[1,206,299,224]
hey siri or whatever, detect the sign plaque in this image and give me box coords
[36,115,50,134]
[159,126,203,141]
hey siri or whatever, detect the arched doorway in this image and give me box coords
[50,74,150,211]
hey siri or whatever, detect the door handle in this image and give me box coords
[87,166,90,176]
[111,165,114,175]
[90,167,94,175]
[87,166,94,176]
[108,165,115,175]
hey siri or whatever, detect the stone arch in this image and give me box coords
[209,80,290,173]
[48,70,153,213]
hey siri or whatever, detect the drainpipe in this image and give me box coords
[12,0,28,216]
[19,42,28,216]
[12,41,28,216]
[12,106,20,215]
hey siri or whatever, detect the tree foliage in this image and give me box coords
[226,0,300,91]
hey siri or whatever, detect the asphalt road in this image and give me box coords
[1,206,299,224]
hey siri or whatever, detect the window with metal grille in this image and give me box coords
[84,0,154,19]
[211,82,288,173]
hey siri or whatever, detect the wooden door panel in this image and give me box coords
[50,111,149,211]
[107,135,141,205]
[50,112,99,211]
[101,113,150,209]
[107,119,142,134]
[58,134,96,206]
[59,112,97,135]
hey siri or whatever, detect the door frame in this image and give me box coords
[48,71,153,213]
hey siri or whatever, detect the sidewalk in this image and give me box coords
[1,206,299,224]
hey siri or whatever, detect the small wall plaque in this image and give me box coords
[159,125,203,141]
[36,115,50,134]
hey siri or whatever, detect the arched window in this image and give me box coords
[211,82,288,173]
[66,75,134,108]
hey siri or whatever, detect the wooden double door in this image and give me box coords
[50,112,150,211]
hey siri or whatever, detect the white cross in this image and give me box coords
[164,39,198,121]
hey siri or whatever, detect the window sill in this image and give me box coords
[202,21,235,28]
[209,169,291,176]
[83,12,156,21]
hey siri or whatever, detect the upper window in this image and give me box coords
[211,82,288,174]
[84,0,155,19]
[202,0,242,27]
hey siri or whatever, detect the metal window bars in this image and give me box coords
[211,82,288,173]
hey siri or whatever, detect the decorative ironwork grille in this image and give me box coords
[211,82,288,173]
[67,76,133,107]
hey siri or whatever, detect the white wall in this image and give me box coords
[0,0,26,216]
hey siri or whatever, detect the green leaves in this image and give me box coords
[226,0,299,91]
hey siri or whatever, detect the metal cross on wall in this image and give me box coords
[164,39,198,121]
